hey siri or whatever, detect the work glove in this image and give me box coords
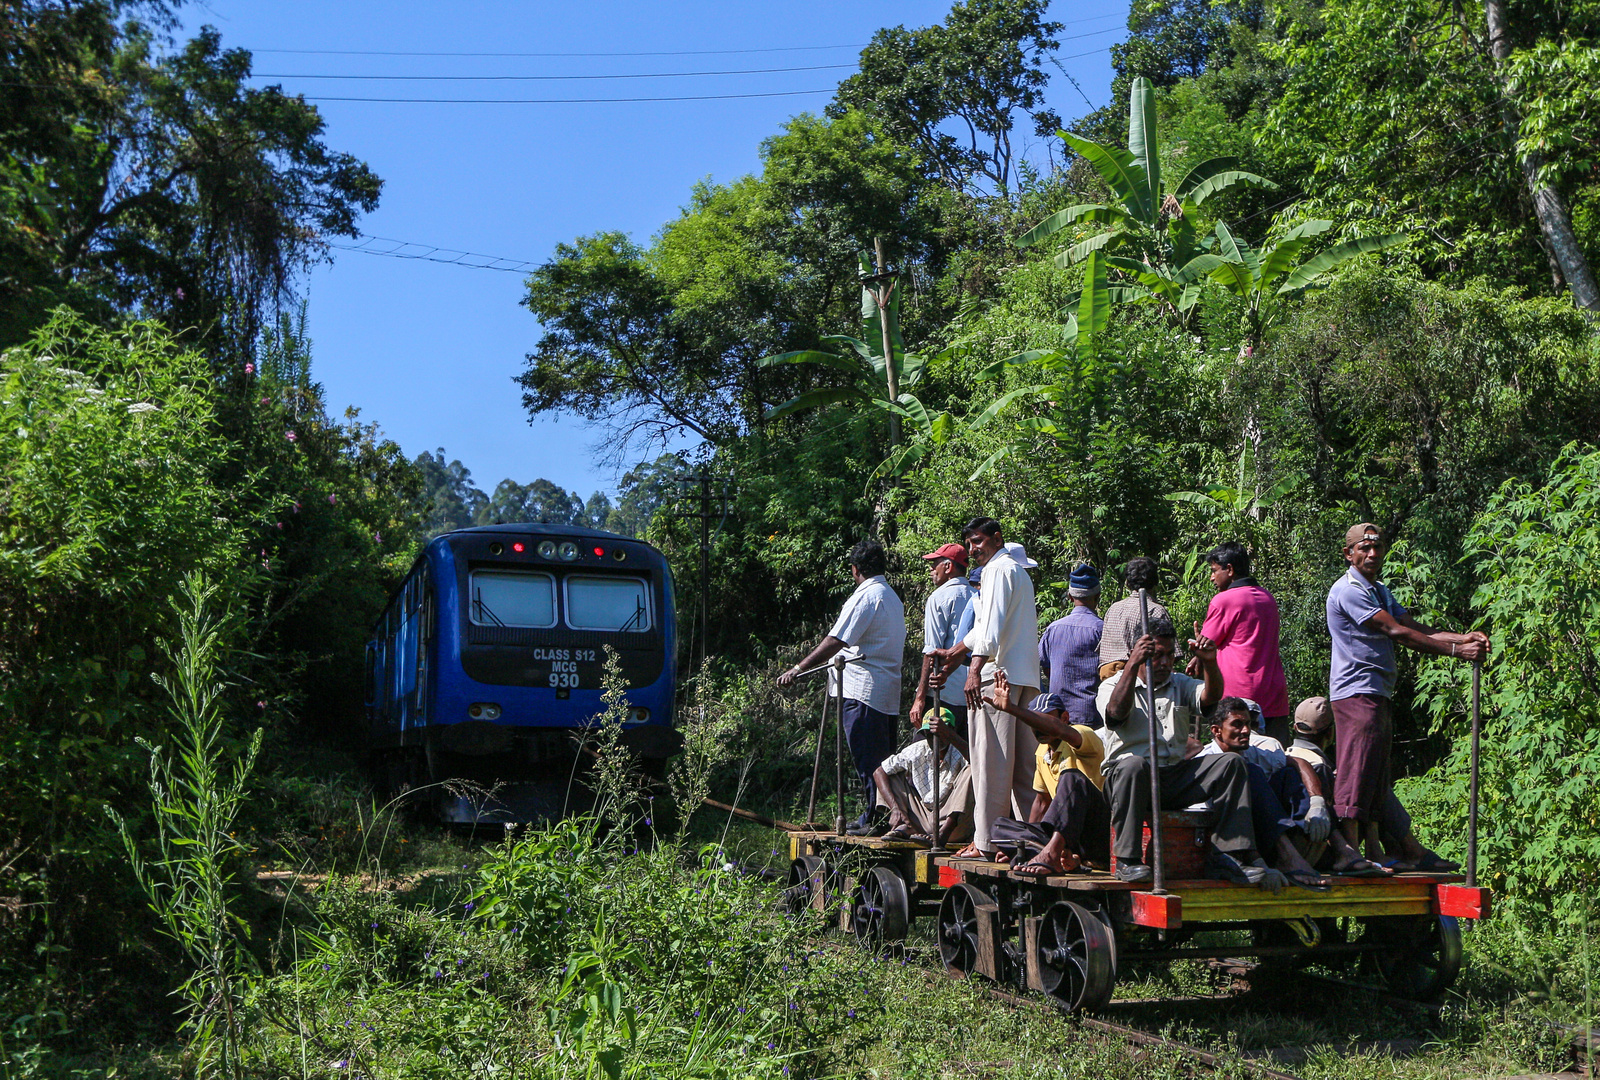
[1304,796,1332,844]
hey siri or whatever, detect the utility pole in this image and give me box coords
[669,473,733,671]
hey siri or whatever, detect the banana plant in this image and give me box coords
[1166,468,1307,519]
[1017,76,1276,321]
[1187,219,1410,351]
[760,253,956,482]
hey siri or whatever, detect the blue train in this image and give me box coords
[365,523,678,822]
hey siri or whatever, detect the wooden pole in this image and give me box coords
[1139,588,1167,894]
[805,679,828,828]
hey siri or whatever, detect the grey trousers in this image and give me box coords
[1105,753,1256,861]
[971,679,1039,851]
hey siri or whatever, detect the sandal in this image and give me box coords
[881,824,914,841]
[952,844,985,860]
[1286,868,1332,891]
[1412,855,1461,873]
[1330,857,1391,878]
[1011,860,1057,879]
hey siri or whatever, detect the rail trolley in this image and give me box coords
[782,823,1490,1011]
[778,638,1493,1012]
[364,523,678,823]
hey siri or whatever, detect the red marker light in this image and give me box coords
[512,542,525,553]
[593,546,605,557]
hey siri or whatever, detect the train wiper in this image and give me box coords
[618,598,646,632]
[472,588,506,627]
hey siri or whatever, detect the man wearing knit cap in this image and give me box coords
[1038,563,1105,729]
[910,542,974,739]
[1326,522,1489,861]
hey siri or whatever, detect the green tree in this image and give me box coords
[829,0,1063,192]
[414,448,489,535]
[0,7,382,351]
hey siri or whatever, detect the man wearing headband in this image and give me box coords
[1098,557,1170,682]
[873,708,973,846]
[1326,523,1489,861]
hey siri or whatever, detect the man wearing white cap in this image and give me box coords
[950,516,1040,860]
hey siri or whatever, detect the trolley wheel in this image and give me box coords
[1367,914,1463,999]
[851,866,910,950]
[783,856,832,922]
[1036,901,1118,1011]
[938,883,988,974]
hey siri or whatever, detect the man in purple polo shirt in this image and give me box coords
[1326,522,1489,858]
[1037,563,1104,728]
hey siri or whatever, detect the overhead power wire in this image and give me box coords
[300,87,835,104]
[252,63,859,81]
[327,234,542,272]
[247,13,1128,59]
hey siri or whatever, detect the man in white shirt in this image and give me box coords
[779,540,906,834]
[909,541,973,738]
[953,516,1041,860]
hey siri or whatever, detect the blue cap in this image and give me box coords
[967,565,983,585]
[1069,563,1101,593]
[1029,692,1068,715]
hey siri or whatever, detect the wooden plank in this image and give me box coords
[839,875,858,933]
[938,864,965,888]
[1176,880,1436,922]
[1023,916,1046,992]
[1436,884,1492,919]
[974,899,1004,982]
[1130,891,1182,929]
[913,850,940,885]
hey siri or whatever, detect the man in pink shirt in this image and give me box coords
[1200,541,1291,744]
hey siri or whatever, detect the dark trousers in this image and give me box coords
[1040,769,1111,864]
[1263,715,1292,747]
[841,698,896,824]
[1105,753,1255,861]
[1246,760,1309,851]
[1331,694,1392,822]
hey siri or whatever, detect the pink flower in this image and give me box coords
[244,363,254,375]
[257,700,266,710]
[374,531,382,543]
[275,522,284,530]
[260,397,270,406]
[292,501,301,513]
[175,287,185,301]
[285,431,297,443]
[328,494,337,505]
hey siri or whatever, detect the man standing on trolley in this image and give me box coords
[779,539,906,835]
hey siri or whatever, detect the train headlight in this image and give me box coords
[468,702,502,720]
[626,707,650,724]
[537,540,556,559]
[558,541,579,561]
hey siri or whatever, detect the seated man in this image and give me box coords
[873,709,974,847]
[1099,619,1278,889]
[1289,696,1460,873]
[1199,698,1334,888]
[981,671,1109,875]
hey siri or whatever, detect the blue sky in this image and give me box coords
[186,1,1129,497]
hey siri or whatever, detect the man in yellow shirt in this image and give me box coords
[986,671,1109,875]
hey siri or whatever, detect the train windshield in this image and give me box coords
[565,575,651,632]
[468,571,557,628]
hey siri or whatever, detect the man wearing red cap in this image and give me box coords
[910,541,973,739]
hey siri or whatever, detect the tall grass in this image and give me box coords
[107,574,261,1079]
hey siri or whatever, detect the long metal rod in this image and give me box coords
[1467,660,1482,888]
[805,679,829,828]
[1139,588,1166,894]
[833,655,847,836]
[929,705,944,854]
